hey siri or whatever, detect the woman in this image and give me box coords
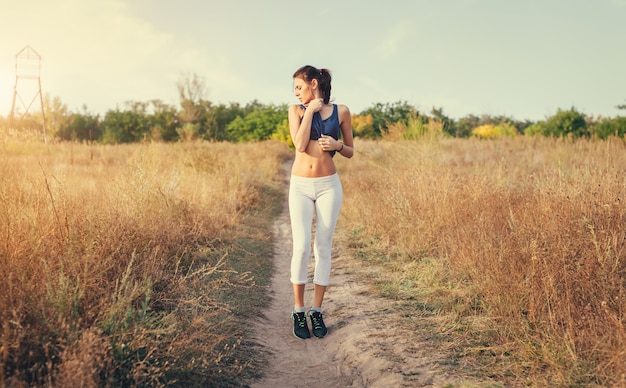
[287,65,354,339]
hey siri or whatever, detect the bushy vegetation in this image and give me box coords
[3,74,624,144]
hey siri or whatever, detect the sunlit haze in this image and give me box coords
[1,0,625,120]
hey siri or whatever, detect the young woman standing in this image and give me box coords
[287,65,354,339]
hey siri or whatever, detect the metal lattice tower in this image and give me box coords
[9,45,47,142]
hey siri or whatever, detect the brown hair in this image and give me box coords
[293,65,332,104]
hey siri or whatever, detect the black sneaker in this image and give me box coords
[292,312,310,339]
[308,310,328,338]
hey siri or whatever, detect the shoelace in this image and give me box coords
[295,313,307,328]
[310,313,323,329]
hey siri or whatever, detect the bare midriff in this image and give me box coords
[291,139,337,178]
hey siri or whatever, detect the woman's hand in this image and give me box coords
[318,134,339,152]
[306,98,324,113]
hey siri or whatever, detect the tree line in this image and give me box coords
[2,74,625,143]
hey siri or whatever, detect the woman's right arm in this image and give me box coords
[288,104,313,152]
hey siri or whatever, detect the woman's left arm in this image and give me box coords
[337,104,354,159]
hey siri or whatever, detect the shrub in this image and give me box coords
[525,108,588,137]
[472,123,517,139]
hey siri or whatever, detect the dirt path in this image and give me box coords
[250,162,471,387]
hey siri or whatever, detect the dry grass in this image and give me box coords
[4,126,625,386]
[336,136,626,386]
[0,133,291,387]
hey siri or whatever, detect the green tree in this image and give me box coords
[227,104,287,142]
[57,108,101,142]
[524,121,546,136]
[359,101,417,138]
[199,102,245,141]
[148,100,179,141]
[590,116,626,139]
[525,108,588,137]
[455,114,481,138]
[101,103,151,143]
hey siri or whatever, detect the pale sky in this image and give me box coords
[1,0,625,121]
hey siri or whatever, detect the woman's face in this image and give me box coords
[293,77,317,105]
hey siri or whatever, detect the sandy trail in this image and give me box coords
[250,162,462,388]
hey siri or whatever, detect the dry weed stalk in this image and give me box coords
[0,139,290,386]
[337,136,626,385]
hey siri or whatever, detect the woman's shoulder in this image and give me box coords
[288,104,306,117]
[335,103,351,116]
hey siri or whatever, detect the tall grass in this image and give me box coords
[336,136,626,386]
[0,135,291,386]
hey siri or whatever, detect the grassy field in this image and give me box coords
[0,134,291,387]
[1,131,625,386]
[336,136,626,386]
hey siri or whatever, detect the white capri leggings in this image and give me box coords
[289,173,343,286]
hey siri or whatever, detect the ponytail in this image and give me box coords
[318,68,332,104]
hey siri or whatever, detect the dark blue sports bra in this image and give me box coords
[300,104,341,157]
